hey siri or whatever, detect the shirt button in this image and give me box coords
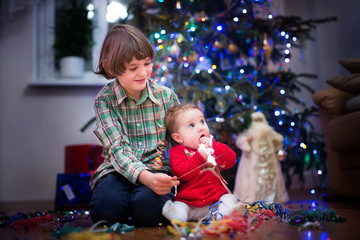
[137,123,140,127]
[139,142,142,146]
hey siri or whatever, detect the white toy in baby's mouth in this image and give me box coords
[198,135,216,166]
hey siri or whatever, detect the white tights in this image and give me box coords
[162,194,245,222]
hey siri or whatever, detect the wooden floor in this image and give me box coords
[1,197,360,240]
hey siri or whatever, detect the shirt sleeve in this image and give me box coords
[93,95,149,184]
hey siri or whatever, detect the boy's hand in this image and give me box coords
[138,170,179,195]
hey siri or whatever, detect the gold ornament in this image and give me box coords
[213,40,223,49]
[263,33,273,60]
[276,149,287,161]
[228,42,239,54]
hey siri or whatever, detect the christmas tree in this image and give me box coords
[89,0,337,194]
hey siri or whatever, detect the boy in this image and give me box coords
[90,24,180,227]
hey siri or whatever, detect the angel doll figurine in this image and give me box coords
[233,112,289,203]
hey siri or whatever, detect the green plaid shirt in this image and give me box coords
[90,79,179,189]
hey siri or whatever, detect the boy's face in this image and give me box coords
[116,57,153,101]
[171,108,210,149]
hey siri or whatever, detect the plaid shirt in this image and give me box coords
[90,79,179,189]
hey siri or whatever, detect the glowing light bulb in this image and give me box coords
[215,117,224,123]
[311,201,316,210]
[87,4,94,11]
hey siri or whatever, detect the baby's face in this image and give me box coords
[172,108,210,149]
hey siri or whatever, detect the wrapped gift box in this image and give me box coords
[54,173,92,210]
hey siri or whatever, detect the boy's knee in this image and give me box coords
[90,196,130,224]
[131,190,168,226]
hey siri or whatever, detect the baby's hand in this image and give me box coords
[198,136,215,164]
[198,146,209,160]
[199,136,212,148]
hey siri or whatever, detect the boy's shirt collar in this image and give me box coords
[113,79,161,106]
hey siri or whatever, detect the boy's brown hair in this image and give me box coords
[95,24,155,79]
[165,104,202,146]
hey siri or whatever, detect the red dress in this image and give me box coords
[170,140,236,207]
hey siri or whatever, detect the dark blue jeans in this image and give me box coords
[90,172,174,227]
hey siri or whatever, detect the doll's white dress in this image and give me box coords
[233,112,289,204]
